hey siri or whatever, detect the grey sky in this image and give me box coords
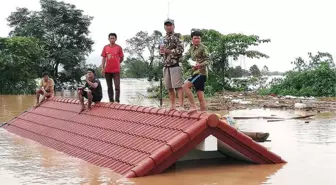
[1,0,335,72]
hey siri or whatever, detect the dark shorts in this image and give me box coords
[82,90,102,102]
[37,89,52,98]
[187,74,207,92]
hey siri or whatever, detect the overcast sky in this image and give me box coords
[1,0,335,72]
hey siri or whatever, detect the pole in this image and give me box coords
[167,1,170,18]
[159,0,170,107]
[158,55,164,107]
[160,75,163,107]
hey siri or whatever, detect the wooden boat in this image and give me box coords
[241,131,270,142]
[0,122,7,127]
[215,114,270,142]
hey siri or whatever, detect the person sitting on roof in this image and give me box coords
[78,69,103,111]
[36,72,54,105]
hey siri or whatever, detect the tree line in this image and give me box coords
[260,52,336,97]
[1,0,335,97]
[0,0,271,94]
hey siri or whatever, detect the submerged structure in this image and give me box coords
[2,97,286,178]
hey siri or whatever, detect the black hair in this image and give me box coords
[87,68,95,75]
[108,33,117,38]
[190,28,202,38]
[42,72,49,76]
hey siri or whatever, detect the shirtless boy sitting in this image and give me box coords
[36,72,54,105]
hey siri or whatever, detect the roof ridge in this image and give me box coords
[49,97,212,120]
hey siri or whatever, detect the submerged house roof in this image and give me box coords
[3,97,285,178]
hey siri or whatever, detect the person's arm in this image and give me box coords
[39,79,43,89]
[170,34,184,56]
[86,79,98,89]
[199,47,210,67]
[101,46,106,73]
[119,46,124,63]
[102,58,106,71]
[49,79,55,93]
[196,47,210,69]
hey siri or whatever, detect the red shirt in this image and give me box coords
[101,44,124,73]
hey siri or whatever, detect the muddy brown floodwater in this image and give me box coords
[1,79,336,185]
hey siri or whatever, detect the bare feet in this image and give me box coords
[167,106,176,111]
[34,102,39,108]
[176,106,185,111]
[188,107,198,114]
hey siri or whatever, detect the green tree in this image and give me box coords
[261,52,336,97]
[7,0,94,80]
[261,65,269,76]
[250,64,261,77]
[0,37,47,94]
[122,58,150,78]
[124,30,163,81]
[291,52,334,71]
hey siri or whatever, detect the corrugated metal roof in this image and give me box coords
[3,97,285,177]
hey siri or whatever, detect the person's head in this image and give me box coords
[42,72,49,81]
[87,68,95,78]
[164,19,175,33]
[191,29,202,46]
[108,33,117,45]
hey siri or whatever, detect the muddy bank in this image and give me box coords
[159,91,335,112]
[204,91,336,112]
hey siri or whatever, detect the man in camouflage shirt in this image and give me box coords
[160,19,184,111]
[183,29,210,113]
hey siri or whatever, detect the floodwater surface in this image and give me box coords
[1,79,336,185]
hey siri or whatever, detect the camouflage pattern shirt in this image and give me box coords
[162,32,184,67]
[185,43,210,76]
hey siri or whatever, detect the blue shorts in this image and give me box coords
[187,74,207,92]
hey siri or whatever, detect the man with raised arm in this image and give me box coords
[78,69,103,110]
[160,19,185,111]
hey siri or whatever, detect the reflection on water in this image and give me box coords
[1,78,336,185]
[118,160,285,185]
[0,130,122,185]
[0,95,36,122]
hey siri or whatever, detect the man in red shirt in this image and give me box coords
[101,33,124,103]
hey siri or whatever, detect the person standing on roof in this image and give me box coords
[160,18,185,111]
[183,29,210,113]
[35,72,54,105]
[101,33,124,103]
[78,69,103,111]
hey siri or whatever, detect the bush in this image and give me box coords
[260,62,336,97]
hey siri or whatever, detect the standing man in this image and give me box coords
[78,69,103,110]
[183,29,210,113]
[160,19,184,111]
[101,33,124,103]
[35,72,54,105]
